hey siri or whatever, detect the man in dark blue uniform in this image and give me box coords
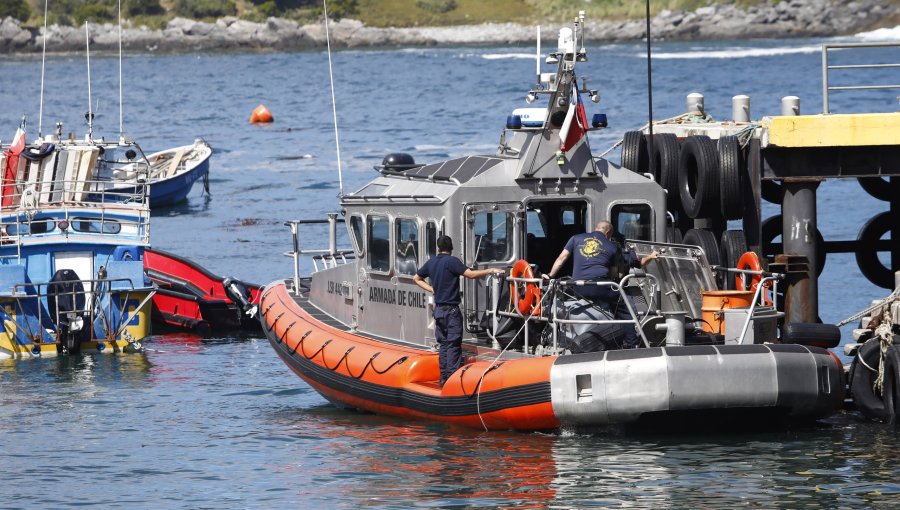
[413,235,504,386]
[543,221,642,348]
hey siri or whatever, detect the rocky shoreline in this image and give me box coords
[0,0,895,54]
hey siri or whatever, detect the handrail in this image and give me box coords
[488,272,657,354]
[283,214,354,293]
[821,41,900,114]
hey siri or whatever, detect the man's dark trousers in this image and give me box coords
[434,305,463,386]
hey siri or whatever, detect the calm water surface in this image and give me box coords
[2,32,900,508]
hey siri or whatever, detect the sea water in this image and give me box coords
[1,31,899,508]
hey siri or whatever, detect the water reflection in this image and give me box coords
[265,406,900,508]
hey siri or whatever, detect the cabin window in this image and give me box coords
[395,218,419,276]
[473,211,513,263]
[425,221,437,259]
[72,218,122,234]
[349,215,364,255]
[611,203,653,241]
[5,219,54,236]
[367,215,391,272]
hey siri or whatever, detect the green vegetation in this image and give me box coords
[0,0,30,21]
[21,0,893,29]
[173,0,237,19]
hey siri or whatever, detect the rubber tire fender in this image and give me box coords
[651,133,680,193]
[761,180,783,204]
[718,135,745,220]
[850,340,896,423]
[621,131,649,174]
[683,228,720,266]
[855,211,894,289]
[678,135,719,219]
[780,322,841,349]
[858,177,891,202]
[718,230,748,290]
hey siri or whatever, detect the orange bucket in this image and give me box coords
[700,290,754,334]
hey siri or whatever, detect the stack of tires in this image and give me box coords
[621,131,749,285]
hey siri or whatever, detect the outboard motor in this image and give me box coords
[223,277,257,319]
[47,269,87,355]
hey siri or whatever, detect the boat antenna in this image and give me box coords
[38,0,49,139]
[322,0,344,197]
[535,25,540,88]
[644,0,655,163]
[85,21,94,140]
[118,0,124,140]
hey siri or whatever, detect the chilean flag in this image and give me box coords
[2,127,25,208]
[559,80,589,153]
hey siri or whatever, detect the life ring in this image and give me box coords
[509,259,541,316]
[735,251,772,305]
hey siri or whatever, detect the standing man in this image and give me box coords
[413,235,504,387]
[543,220,643,349]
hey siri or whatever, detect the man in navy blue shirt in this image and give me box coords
[544,221,642,348]
[413,235,503,386]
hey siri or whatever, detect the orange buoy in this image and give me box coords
[250,104,274,124]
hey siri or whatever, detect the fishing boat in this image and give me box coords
[260,17,845,431]
[144,248,261,336]
[0,131,155,359]
[101,139,212,208]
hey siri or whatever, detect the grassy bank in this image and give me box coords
[12,0,900,29]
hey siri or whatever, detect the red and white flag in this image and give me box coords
[559,81,589,153]
[2,127,26,208]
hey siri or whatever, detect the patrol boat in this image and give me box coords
[0,129,155,359]
[260,17,844,431]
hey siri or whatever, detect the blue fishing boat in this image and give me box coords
[0,135,156,358]
[102,139,212,207]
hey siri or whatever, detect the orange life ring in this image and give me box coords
[735,251,772,305]
[509,259,541,316]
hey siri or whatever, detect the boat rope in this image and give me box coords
[370,354,407,374]
[597,112,717,161]
[306,338,333,361]
[262,301,277,320]
[322,346,355,371]
[857,308,895,397]
[270,312,286,331]
[277,321,296,343]
[288,330,313,356]
[346,352,380,379]
[837,288,900,327]
[474,275,552,431]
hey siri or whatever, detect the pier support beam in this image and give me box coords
[781,180,820,323]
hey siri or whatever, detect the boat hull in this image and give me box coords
[261,282,845,431]
[144,248,262,335]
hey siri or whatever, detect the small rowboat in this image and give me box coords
[105,139,211,207]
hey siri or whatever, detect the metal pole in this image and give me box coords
[822,45,829,114]
[782,181,820,323]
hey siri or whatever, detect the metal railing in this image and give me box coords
[9,277,154,345]
[486,272,658,355]
[821,42,900,114]
[284,214,355,293]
